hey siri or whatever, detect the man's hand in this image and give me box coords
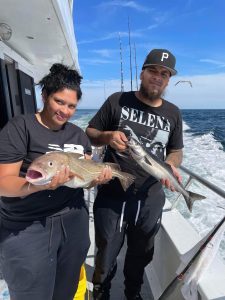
[109,131,128,151]
[160,164,182,192]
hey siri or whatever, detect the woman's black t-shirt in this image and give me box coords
[0,114,92,221]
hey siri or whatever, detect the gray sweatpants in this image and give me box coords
[0,204,90,300]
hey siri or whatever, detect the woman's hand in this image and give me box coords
[32,166,74,191]
[87,165,113,188]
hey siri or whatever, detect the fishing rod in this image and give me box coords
[128,16,133,91]
[134,42,138,91]
[158,212,225,299]
[118,32,124,92]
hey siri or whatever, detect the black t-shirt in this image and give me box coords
[0,114,92,221]
[88,91,183,199]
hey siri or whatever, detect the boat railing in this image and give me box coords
[147,165,225,300]
[171,165,225,209]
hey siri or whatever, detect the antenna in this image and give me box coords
[134,42,138,91]
[118,32,124,92]
[128,16,133,91]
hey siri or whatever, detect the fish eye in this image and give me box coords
[48,161,53,167]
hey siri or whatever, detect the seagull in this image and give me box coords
[175,80,192,87]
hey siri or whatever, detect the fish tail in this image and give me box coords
[184,191,206,212]
[118,172,135,191]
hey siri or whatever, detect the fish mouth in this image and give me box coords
[26,169,50,185]
[26,169,43,179]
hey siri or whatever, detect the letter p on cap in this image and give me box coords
[161,52,169,61]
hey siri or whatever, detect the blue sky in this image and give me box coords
[74,0,225,109]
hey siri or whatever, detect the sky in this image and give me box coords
[73,0,225,109]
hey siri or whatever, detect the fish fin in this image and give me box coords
[69,171,85,181]
[184,191,206,212]
[144,156,152,165]
[118,172,135,191]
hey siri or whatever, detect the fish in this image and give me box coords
[126,138,205,212]
[158,213,225,300]
[26,151,135,191]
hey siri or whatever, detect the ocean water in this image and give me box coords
[72,109,225,262]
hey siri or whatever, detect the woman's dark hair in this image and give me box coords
[38,63,83,100]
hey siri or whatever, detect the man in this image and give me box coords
[86,49,183,300]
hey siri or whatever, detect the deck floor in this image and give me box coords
[85,189,154,300]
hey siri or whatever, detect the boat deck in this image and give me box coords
[85,189,154,300]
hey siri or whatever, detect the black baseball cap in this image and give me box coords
[142,49,177,76]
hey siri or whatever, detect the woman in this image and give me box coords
[0,64,111,300]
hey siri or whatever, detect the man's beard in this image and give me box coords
[139,83,165,101]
